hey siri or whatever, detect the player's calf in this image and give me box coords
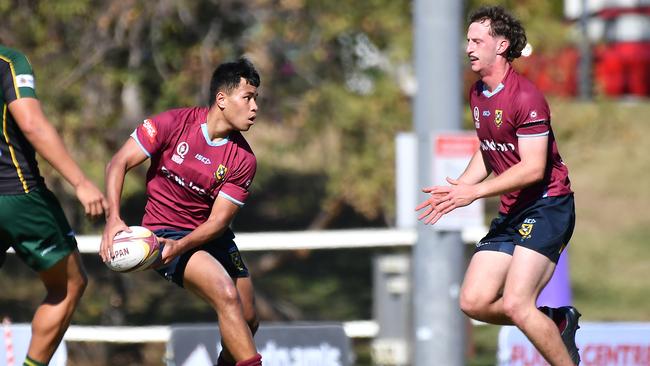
[539,306,581,365]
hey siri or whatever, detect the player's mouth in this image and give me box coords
[248,115,256,124]
[468,55,478,63]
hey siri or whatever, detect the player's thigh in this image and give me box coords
[183,251,237,304]
[38,250,87,292]
[461,250,512,304]
[503,245,556,304]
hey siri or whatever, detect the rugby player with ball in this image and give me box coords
[100,58,262,366]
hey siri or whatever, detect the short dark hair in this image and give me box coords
[209,58,260,106]
[468,6,527,62]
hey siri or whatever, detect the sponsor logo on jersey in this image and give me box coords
[530,110,537,119]
[194,153,211,165]
[142,119,157,143]
[482,110,491,117]
[480,139,515,152]
[160,165,210,197]
[15,74,34,89]
[473,106,479,122]
[172,142,189,164]
[214,164,228,182]
[495,109,503,128]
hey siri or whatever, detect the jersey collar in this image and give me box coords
[201,123,230,146]
[482,82,505,98]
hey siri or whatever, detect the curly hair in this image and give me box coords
[468,6,527,62]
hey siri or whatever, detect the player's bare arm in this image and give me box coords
[470,134,548,198]
[158,196,240,265]
[417,135,547,225]
[100,138,148,262]
[8,97,108,218]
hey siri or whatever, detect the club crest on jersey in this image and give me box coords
[214,164,228,182]
[495,109,503,128]
[172,142,190,164]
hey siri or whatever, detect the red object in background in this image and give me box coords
[595,41,650,96]
[516,47,580,97]
[512,42,650,98]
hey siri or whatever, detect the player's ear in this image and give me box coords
[496,38,509,56]
[216,91,227,110]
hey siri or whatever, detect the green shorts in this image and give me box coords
[0,186,77,271]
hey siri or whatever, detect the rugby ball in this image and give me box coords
[106,226,160,273]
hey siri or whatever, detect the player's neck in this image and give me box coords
[481,62,510,92]
[206,107,231,142]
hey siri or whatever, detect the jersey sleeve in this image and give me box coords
[130,110,178,158]
[514,89,550,138]
[1,48,37,103]
[218,151,257,207]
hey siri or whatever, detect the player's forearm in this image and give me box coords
[104,157,128,220]
[474,161,543,199]
[458,150,491,185]
[177,219,231,251]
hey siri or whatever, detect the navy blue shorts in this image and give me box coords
[153,228,249,288]
[475,194,575,263]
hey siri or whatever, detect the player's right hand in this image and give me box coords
[100,217,130,263]
[74,178,109,218]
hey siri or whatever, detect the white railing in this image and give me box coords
[73,227,486,253]
[9,227,487,343]
[63,320,380,343]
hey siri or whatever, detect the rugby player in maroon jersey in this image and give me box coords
[416,6,581,365]
[101,58,262,366]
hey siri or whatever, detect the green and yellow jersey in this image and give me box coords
[0,45,44,194]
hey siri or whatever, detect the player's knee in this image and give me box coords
[215,281,241,308]
[459,290,487,319]
[502,295,528,325]
[71,270,88,296]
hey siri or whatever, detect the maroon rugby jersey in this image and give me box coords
[131,107,256,231]
[469,67,572,214]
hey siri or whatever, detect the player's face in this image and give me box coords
[466,20,507,75]
[223,78,258,131]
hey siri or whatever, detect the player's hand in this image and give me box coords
[157,237,181,265]
[416,177,479,225]
[100,217,130,263]
[415,187,450,225]
[74,178,109,219]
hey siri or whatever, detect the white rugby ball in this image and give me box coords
[106,226,160,273]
